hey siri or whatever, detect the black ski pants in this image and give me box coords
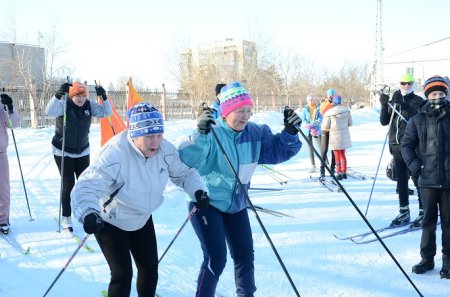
[54,154,90,217]
[95,217,158,297]
[419,188,450,260]
[320,131,335,176]
[389,144,422,209]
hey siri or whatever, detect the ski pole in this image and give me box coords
[2,88,33,221]
[158,205,198,264]
[94,80,116,135]
[387,101,409,123]
[295,107,423,297]
[42,234,90,297]
[260,165,287,185]
[210,127,301,297]
[260,164,293,183]
[57,77,71,233]
[364,87,398,216]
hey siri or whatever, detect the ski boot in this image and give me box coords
[390,206,410,227]
[410,209,424,228]
[0,224,10,235]
[441,255,450,279]
[62,216,73,232]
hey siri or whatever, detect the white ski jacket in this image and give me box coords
[71,130,207,231]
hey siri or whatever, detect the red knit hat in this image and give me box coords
[69,81,88,98]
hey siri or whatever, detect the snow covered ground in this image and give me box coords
[0,107,448,297]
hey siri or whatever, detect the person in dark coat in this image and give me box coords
[379,73,425,227]
[401,75,450,278]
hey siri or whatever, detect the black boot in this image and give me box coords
[412,258,434,274]
[410,209,424,228]
[390,206,410,227]
[441,255,450,279]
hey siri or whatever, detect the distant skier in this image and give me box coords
[321,95,352,180]
[300,94,322,173]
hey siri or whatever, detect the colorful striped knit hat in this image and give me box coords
[127,103,164,138]
[423,75,448,98]
[219,81,254,117]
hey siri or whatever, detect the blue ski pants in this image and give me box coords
[189,203,256,297]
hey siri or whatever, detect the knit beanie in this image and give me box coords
[423,75,449,98]
[127,103,164,138]
[69,81,88,98]
[215,83,226,96]
[326,89,336,98]
[331,95,342,105]
[219,81,254,117]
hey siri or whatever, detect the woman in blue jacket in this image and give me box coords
[299,94,322,173]
[179,81,302,297]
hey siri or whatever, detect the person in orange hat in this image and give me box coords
[45,81,113,232]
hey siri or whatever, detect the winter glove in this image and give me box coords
[305,124,312,130]
[0,94,13,113]
[197,104,216,134]
[379,94,389,105]
[194,190,210,208]
[55,82,73,99]
[392,91,404,104]
[95,85,108,101]
[83,212,104,234]
[283,108,302,135]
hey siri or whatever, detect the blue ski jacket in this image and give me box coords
[179,118,301,213]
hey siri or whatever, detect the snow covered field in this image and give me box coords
[0,107,448,297]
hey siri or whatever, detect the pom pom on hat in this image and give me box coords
[69,81,88,98]
[127,103,164,138]
[215,83,226,96]
[423,75,448,98]
[219,81,254,117]
[327,89,336,98]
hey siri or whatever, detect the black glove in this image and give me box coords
[392,91,403,104]
[1,94,13,112]
[194,190,210,208]
[379,94,389,105]
[197,104,216,134]
[95,85,108,101]
[283,108,302,135]
[83,212,104,234]
[55,82,72,99]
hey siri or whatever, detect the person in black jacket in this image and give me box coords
[379,73,425,227]
[401,75,450,279]
[45,81,112,231]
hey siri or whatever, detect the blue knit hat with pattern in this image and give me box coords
[127,103,164,138]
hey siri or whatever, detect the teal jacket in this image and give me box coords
[179,118,301,213]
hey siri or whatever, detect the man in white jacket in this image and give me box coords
[71,102,209,297]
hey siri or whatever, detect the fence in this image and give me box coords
[4,88,305,128]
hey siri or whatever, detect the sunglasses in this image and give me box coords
[400,82,413,86]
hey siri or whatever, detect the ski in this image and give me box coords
[102,289,162,297]
[249,187,284,191]
[350,225,421,244]
[252,205,294,218]
[347,168,374,180]
[310,175,341,192]
[0,232,31,255]
[334,222,410,240]
[54,217,95,252]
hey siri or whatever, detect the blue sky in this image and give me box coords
[1,0,449,89]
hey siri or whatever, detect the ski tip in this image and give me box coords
[24,246,31,255]
[101,289,108,297]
